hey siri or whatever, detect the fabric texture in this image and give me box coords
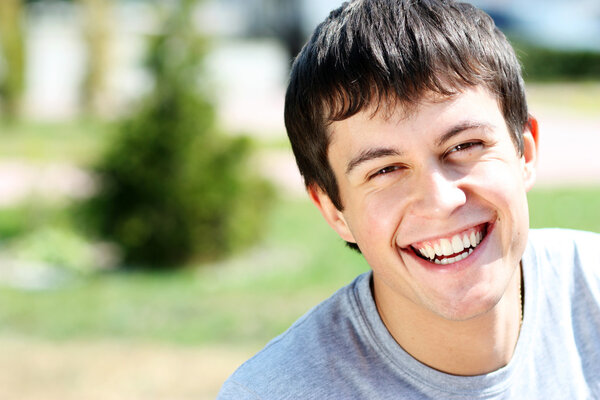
[218,229,600,399]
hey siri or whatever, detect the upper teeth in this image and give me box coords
[415,229,483,264]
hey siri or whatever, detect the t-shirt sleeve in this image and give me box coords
[217,378,263,400]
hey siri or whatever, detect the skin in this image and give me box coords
[309,86,538,376]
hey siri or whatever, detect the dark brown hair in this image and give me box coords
[285,0,528,211]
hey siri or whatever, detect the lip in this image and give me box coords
[401,221,496,272]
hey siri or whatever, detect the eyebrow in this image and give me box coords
[345,147,402,175]
[344,121,493,176]
[435,121,492,147]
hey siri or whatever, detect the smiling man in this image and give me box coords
[218,1,600,399]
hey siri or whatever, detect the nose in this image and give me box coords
[410,167,467,219]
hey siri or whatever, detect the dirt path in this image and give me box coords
[0,338,258,400]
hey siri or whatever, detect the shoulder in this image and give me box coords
[526,229,600,391]
[526,228,600,297]
[527,228,600,266]
[218,273,371,400]
[528,227,600,246]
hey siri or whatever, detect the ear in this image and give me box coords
[522,115,539,192]
[308,185,356,243]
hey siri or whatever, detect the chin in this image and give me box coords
[426,277,508,322]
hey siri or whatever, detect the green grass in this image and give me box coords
[0,119,109,165]
[525,82,600,117]
[0,197,368,347]
[1,186,599,347]
[528,186,600,232]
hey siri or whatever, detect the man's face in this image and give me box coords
[310,86,537,321]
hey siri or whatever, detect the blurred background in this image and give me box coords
[0,0,598,398]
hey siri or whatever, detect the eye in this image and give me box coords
[369,165,403,180]
[451,142,479,152]
[446,141,483,158]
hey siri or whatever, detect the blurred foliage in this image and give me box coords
[0,202,49,240]
[8,225,98,274]
[0,198,78,240]
[0,120,106,163]
[0,0,26,120]
[514,41,600,81]
[80,0,113,116]
[82,0,274,269]
[0,200,103,275]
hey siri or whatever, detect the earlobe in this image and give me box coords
[308,185,357,243]
[522,115,539,191]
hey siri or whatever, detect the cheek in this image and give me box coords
[469,160,530,241]
[356,188,408,245]
[470,158,527,202]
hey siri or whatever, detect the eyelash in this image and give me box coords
[370,165,402,179]
[446,141,483,156]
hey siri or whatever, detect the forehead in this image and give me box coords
[325,86,505,162]
[323,80,476,134]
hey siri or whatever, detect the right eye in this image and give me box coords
[369,165,402,180]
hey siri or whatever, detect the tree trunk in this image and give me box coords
[0,0,26,120]
[80,0,113,117]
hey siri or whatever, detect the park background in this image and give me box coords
[0,0,598,398]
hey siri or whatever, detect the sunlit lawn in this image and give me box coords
[525,81,600,117]
[0,119,108,164]
[0,186,599,348]
[0,196,369,347]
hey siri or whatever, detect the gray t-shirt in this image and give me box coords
[218,229,600,399]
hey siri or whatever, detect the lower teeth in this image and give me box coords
[433,248,474,265]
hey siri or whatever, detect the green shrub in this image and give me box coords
[0,205,34,239]
[512,41,600,81]
[83,0,273,268]
[8,225,98,274]
[0,201,71,240]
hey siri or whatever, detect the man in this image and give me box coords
[218,0,600,398]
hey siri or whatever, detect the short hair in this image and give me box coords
[284,0,528,212]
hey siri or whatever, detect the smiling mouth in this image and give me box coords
[410,223,489,265]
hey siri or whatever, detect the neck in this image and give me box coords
[374,267,523,376]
